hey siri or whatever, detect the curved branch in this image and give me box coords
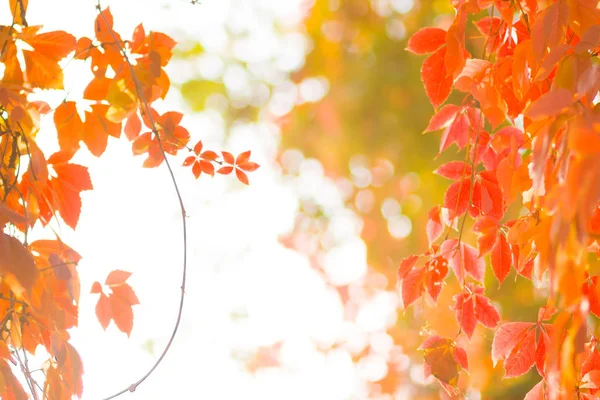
[95,3,188,399]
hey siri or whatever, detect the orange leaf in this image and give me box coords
[110,293,134,336]
[90,281,102,294]
[235,168,249,185]
[236,150,251,165]
[124,113,142,141]
[0,234,38,299]
[95,293,111,329]
[217,166,234,175]
[9,0,28,26]
[222,151,235,164]
[105,270,132,286]
[54,101,83,155]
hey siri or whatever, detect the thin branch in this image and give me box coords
[94,3,188,399]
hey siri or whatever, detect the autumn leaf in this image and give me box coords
[91,270,139,336]
[401,267,425,308]
[420,336,467,387]
[441,239,485,282]
[421,46,453,110]
[406,27,447,55]
[0,233,38,299]
[491,233,511,285]
[426,206,444,246]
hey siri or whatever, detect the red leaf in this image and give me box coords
[424,256,448,302]
[477,170,504,220]
[424,105,460,133]
[406,27,447,54]
[441,239,485,282]
[454,346,468,370]
[492,322,532,366]
[455,293,477,338]
[434,161,472,180]
[402,267,425,308]
[421,46,453,110]
[474,294,500,328]
[524,381,545,400]
[504,328,536,377]
[426,206,444,246]
[443,179,471,218]
[491,233,511,285]
[398,254,419,280]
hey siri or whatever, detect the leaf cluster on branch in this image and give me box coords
[0,1,259,398]
[404,0,600,398]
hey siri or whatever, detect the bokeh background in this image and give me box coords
[6,0,547,398]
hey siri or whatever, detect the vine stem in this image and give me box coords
[94,3,189,399]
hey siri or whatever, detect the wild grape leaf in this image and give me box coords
[424,105,460,133]
[524,380,546,400]
[45,154,93,229]
[20,29,76,89]
[424,256,448,301]
[583,276,600,317]
[91,270,139,336]
[0,360,27,400]
[445,11,467,78]
[531,0,569,63]
[492,322,532,366]
[434,161,472,181]
[83,104,122,157]
[454,293,477,338]
[454,285,499,339]
[491,233,511,285]
[475,170,504,220]
[398,254,419,279]
[566,0,600,37]
[420,336,466,386]
[0,233,38,299]
[9,0,28,26]
[401,267,425,308]
[406,27,447,54]
[525,88,573,120]
[441,239,485,282]
[443,179,471,218]
[54,101,83,156]
[426,206,444,246]
[474,293,500,328]
[503,328,536,377]
[421,46,452,110]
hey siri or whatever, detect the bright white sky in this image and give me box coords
[1,1,404,399]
